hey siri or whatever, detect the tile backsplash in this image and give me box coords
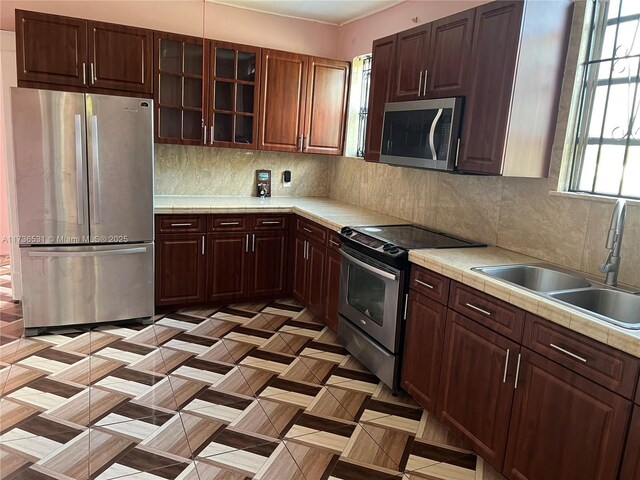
[154,144,330,197]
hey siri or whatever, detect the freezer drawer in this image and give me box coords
[21,244,154,329]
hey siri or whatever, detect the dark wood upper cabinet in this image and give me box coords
[258,49,308,152]
[209,41,261,149]
[206,232,248,303]
[457,0,572,176]
[303,57,350,155]
[249,231,288,297]
[391,24,430,102]
[155,233,206,306]
[154,32,207,145]
[364,34,396,162]
[88,21,153,94]
[426,9,475,98]
[401,290,446,413]
[620,406,640,480]
[503,349,631,480]
[15,10,88,88]
[438,310,518,471]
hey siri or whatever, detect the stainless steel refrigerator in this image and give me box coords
[11,88,154,335]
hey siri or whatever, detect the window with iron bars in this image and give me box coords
[356,55,372,158]
[571,0,640,199]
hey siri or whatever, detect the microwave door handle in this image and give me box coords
[429,108,443,161]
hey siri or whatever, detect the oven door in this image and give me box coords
[338,246,403,353]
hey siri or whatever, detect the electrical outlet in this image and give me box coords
[283,170,292,188]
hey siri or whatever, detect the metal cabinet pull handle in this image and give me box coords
[82,63,87,85]
[74,114,85,225]
[418,70,423,96]
[90,62,95,85]
[423,69,428,96]
[329,240,339,247]
[210,126,214,145]
[170,223,192,227]
[305,240,309,260]
[514,353,522,389]
[220,221,240,226]
[503,349,510,383]
[465,302,492,316]
[252,233,255,252]
[201,236,205,255]
[403,293,409,320]
[303,227,312,233]
[415,279,434,289]
[550,344,588,363]
[203,124,207,144]
[298,135,303,151]
[304,135,309,151]
[261,221,280,225]
[245,234,249,253]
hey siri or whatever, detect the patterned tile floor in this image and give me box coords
[0,261,506,480]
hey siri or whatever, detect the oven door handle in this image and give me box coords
[428,108,443,160]
[340,249,397,281]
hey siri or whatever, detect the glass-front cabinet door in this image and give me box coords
[154,32,207,145]
[208,41,261,149]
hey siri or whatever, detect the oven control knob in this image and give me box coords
[342,228,353,236]
[382,243,394,251]
[388,247,400,254]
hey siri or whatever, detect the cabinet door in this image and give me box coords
[391,24,430,102]
[438,310,518,471]
[206,233,248,302]
[621,406,640,480]
[457,1,523,174]
[258,50,308,152]
[155,234,206,306]
[209,41,261,149]
[88,21,153,94]
[306,240,327,319]
[303,57,350,155]
[401,291,446,413]
[155,32,207,145]
[426,9,475,98]
[324,249,341,332]
[364,34,396,162]
[15,10,88,88]
[292,235,308,303]
[249,231,287,297]
[504,349,631,480]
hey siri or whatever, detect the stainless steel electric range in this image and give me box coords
[337,224,484,393]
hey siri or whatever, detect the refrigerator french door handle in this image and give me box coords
[89,115,101,224]
[74,114,85,225]
[28,247,148,258]
[429,108,443,161]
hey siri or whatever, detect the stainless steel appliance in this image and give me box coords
[337,224,484,392]
[11,88,154,335]
[380,97,463,171]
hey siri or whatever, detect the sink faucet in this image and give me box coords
[599,199,627,286]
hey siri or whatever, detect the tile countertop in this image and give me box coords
[156,196,640,359]
[409,247,640,358]
[154,195,405,231]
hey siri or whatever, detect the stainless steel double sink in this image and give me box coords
[472,264,640,330]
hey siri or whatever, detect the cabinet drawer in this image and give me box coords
[156,215,206,233]
[410,266,450,306]
[327,231,341,252]
[209,215,247,232]
[524,314,639,398]
[252,215,288,230]
[296,217,327,243]
[449,281,525,342]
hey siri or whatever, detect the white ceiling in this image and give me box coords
[207,0,404,26]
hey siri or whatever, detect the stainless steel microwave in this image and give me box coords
[380,97,463,171]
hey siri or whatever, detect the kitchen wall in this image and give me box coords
[155,145,329,197]
[329,0,640,290]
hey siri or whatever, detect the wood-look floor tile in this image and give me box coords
[0,338,49,364]
[126,325,182,347]
[230,398,300,440]
[142,412,224,458]
[259,333,309,356]
[280,358,336,386]
[188,319,238,340]
[0,399,41,434]
[342,423,413,472]
[185,460,248,480]
[136,377,207,410]
[107,445,190,478]
[56,331,118,355]
[245,314,289,332]
[0,445,31,478]
[306,386,369,422]
[46,387,129,427]
[198,340,255,365]
[1,365,46,395]
[131,347,193,375]
[214,366,274,397]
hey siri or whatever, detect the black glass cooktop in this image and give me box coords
[351,224,484,249]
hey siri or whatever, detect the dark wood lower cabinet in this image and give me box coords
[155,233,206,306]
[503,349,631,480]
[292,235,308,301]
[206,233,248,302]
[437,310,519,471]
[621,406,640,480]
[401,290,446,413]
[306,240,326,319]
[249,231,288,297]
[324,249,341,332]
